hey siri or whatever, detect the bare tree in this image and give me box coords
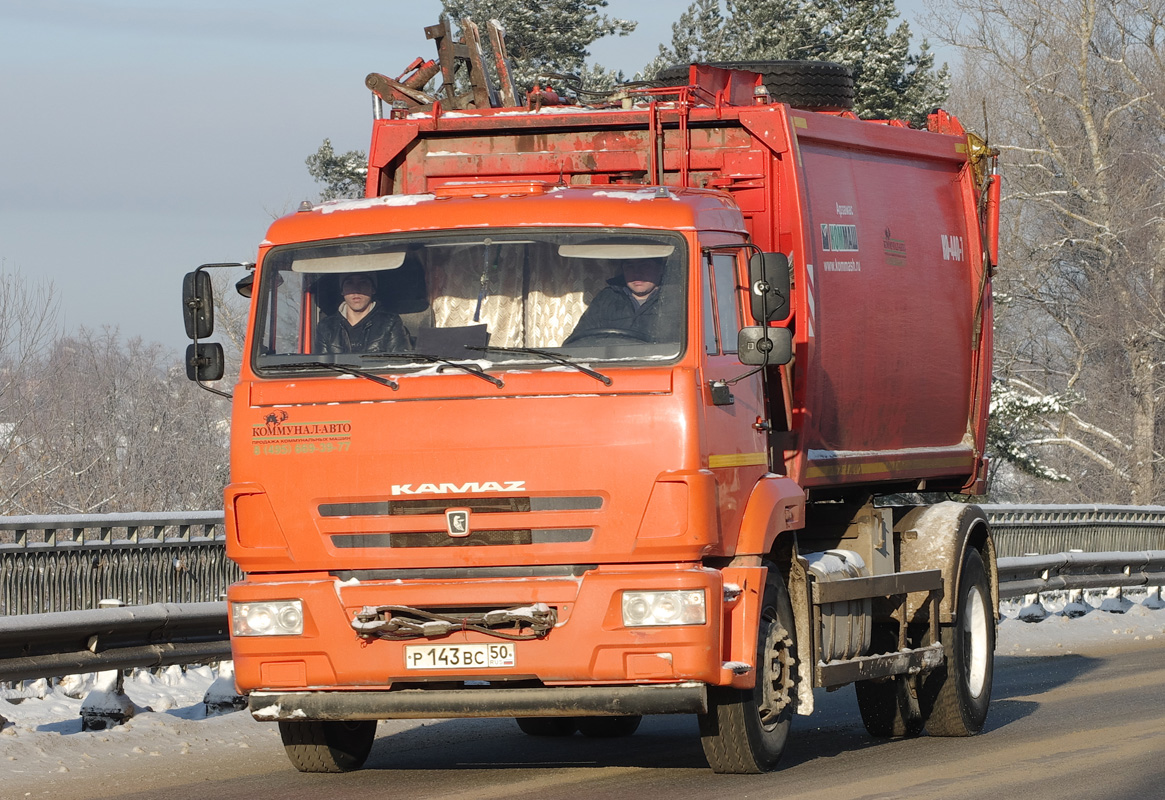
[933,0,1165,502]
[11,330,229,514]
[0,269,63,513]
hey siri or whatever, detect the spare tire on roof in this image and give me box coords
[655,60,854,112]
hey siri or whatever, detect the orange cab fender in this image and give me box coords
[718,560,767,690]
[895,502,997,624]
[735,474,806,556]
[224,482,291,562]
[717,552,815,715]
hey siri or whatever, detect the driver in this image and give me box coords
[564,258,676,345]
[315,273,410,354]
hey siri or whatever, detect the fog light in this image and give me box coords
[621,590,706,627]
[232,600,304,636]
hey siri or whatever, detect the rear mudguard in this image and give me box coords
[895,502,998,624]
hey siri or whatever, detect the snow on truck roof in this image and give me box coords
[263,185,747,245]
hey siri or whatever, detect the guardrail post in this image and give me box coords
[1099,586,1133,614]
[203,660,246,716]
[79,599,136,731]
[1017,592,1049,622]
[1061,588,1090,618]
[1145,585,1164,609]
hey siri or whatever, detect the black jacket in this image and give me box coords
[564,278,680,345]
[315,306,410,354]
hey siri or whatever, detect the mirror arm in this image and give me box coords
[721,363,766,386]
[701,242,762,262]
[185,261,253,400]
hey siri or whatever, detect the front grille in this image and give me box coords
[331,565,597,580]
[331,528,593,548]
[319,496,602,517]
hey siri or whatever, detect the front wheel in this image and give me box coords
[278,720,376,773]
[923,547,995,736]
[698,565,797,773]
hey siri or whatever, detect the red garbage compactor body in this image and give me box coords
[364,97,995,495]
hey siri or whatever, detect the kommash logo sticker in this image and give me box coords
[883,228,907,266]
[252,411,352,455]
[821,222,861,272]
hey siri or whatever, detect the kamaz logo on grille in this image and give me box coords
[445,508,471,537]
[390,481,526,496]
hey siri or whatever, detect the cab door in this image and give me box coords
[699,243,770,551]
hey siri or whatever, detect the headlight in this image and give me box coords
[232,600,304,636]
[621,590,706,627]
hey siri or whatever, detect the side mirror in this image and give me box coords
[182,270,215,339]
[235,272,255,299]
[185,342,225,382]
[738,327,792,366]
[748,252,790,323]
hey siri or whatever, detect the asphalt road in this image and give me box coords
[24,637,1165,800]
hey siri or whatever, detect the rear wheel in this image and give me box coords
[279,720,376,773]
[655,60,854,111]
[515,717,578,736]
[856,675,924,738]
[699,565,797,773]
[855,626,924,738]
[576,715,641,737]
[923,547,995,736]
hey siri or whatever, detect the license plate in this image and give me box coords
[404,643,516,670]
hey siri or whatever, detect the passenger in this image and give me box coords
[315,273,410,354]
[564,258,678,344]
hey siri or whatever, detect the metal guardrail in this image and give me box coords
[0,512,239,615]
[0,506,1161,687]
[996,550,1165,598]
[1,505,1163,615]
[0,601,230,683]
[983,503,1165,557]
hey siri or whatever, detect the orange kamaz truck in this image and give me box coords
[183,58,1000,774]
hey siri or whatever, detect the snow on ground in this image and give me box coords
[0,591,1161,797]
[997,587,1165,655]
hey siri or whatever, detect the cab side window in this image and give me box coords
[704,253,741,355]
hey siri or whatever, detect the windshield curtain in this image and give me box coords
[252,229,688,371]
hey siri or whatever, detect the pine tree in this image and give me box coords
[440,0,635,90]
[643,0,728,78]
[307,2,635,199]
[816,0,947,123]
[649,0,947,124]
[305,139,367,202]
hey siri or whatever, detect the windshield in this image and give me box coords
[253,229,687,373]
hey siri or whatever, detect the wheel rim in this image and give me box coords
[757,610,795,729]
[963,582,989,698]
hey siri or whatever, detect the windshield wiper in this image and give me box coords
[361,352,505,388]
[276,361,399,390]
[466,345,612,386]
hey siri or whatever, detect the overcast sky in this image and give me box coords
[0,0,935,352]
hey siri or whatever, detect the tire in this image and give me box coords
[278,720,377,773]
[698,565,798,773]
[655,60,854,111]
[855,626,924,738]
[922,547,995,736]
[576,715,642,738]
[856,675,924,738]
[515,717,578,736]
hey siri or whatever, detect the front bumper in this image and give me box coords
[250,683,708,720]
[228,564,727,692]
